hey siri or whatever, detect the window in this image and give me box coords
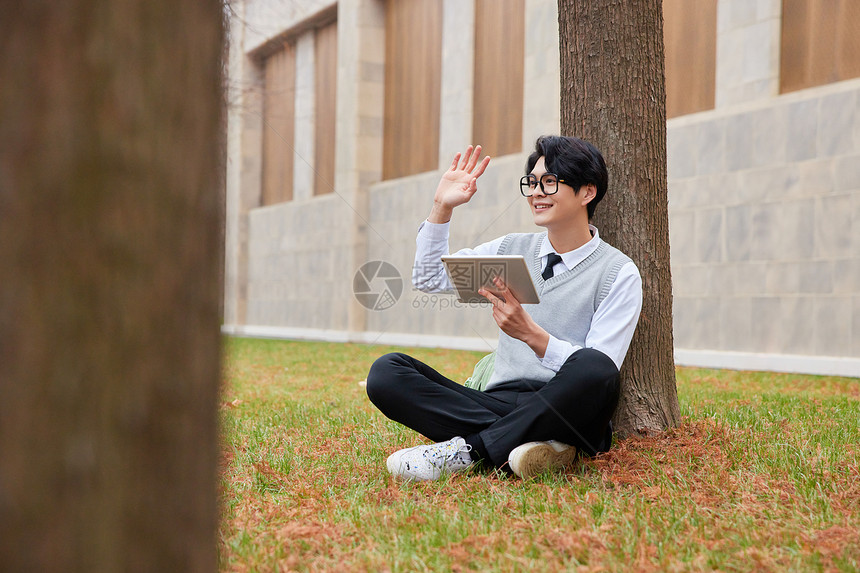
[383,0,443,180]
[780,0,860,93]
[314,20,337,196]
[262,43,296,205]
[663,0,717,118]
[473,0,525,157]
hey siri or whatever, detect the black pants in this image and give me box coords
[365,348,620,468]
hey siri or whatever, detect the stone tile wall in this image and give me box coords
[246,195,353,330]
[715,0,781,107]
[243,0,336,53]
[668,80,860,359]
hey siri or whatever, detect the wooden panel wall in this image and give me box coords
[473,0,525,157]
[663,0,717,118]
[262,44,296,205]
[314,21,338,196]
[383,0,442,180]
[780,0,860,93]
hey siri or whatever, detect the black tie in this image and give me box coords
[542,253,563,280]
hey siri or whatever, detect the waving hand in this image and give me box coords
[428,145,491,223]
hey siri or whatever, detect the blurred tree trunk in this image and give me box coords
[558,0,681,437]
[0,1,223,571]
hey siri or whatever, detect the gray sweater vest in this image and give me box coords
[486,233,632,390]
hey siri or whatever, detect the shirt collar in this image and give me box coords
[538,225,601,268]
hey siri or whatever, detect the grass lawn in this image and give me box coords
[218,337,859,572]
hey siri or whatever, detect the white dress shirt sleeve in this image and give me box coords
[412,220,505,293]
[539,261,643,371]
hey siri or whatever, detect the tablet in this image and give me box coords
[440,255,540,304]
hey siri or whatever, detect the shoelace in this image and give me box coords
[423,441,472,467]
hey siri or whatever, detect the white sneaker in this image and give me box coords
[386,437,473,481]
[508,440,577,479]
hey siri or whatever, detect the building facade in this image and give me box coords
[223,0,860,377]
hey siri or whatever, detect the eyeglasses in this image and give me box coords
[519,173,568,197]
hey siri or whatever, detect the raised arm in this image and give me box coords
[413,145,494,292]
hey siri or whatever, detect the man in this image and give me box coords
[366,136,642,480]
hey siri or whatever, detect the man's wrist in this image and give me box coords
[428,203,453,224]
[526,327,550,359]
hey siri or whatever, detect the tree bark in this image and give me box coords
[558,0,681,436]
[0,1,223,571]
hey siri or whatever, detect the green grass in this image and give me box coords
[218,337,860,572]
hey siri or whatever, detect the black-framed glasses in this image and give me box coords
[520,173,567,197]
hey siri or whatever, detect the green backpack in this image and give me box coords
[464,352,495,391]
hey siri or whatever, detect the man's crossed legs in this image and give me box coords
[366,348,620,480]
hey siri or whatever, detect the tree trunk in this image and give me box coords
[558,0,681,436]
[0,1,223,571]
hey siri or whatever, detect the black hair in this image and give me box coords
[525,135,608,219]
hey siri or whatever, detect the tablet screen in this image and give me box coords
[440,255,540,304]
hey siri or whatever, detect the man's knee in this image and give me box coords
[366,352,409,404]
[559,348,619,384]
[549,348,620,404]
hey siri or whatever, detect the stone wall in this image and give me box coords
[668,80,860,360]
[246,195,353,330]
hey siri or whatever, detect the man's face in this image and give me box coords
[526,156,589,230]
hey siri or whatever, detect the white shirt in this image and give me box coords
[412,220,643,371]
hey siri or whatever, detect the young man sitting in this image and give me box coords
[366,135,642,480]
